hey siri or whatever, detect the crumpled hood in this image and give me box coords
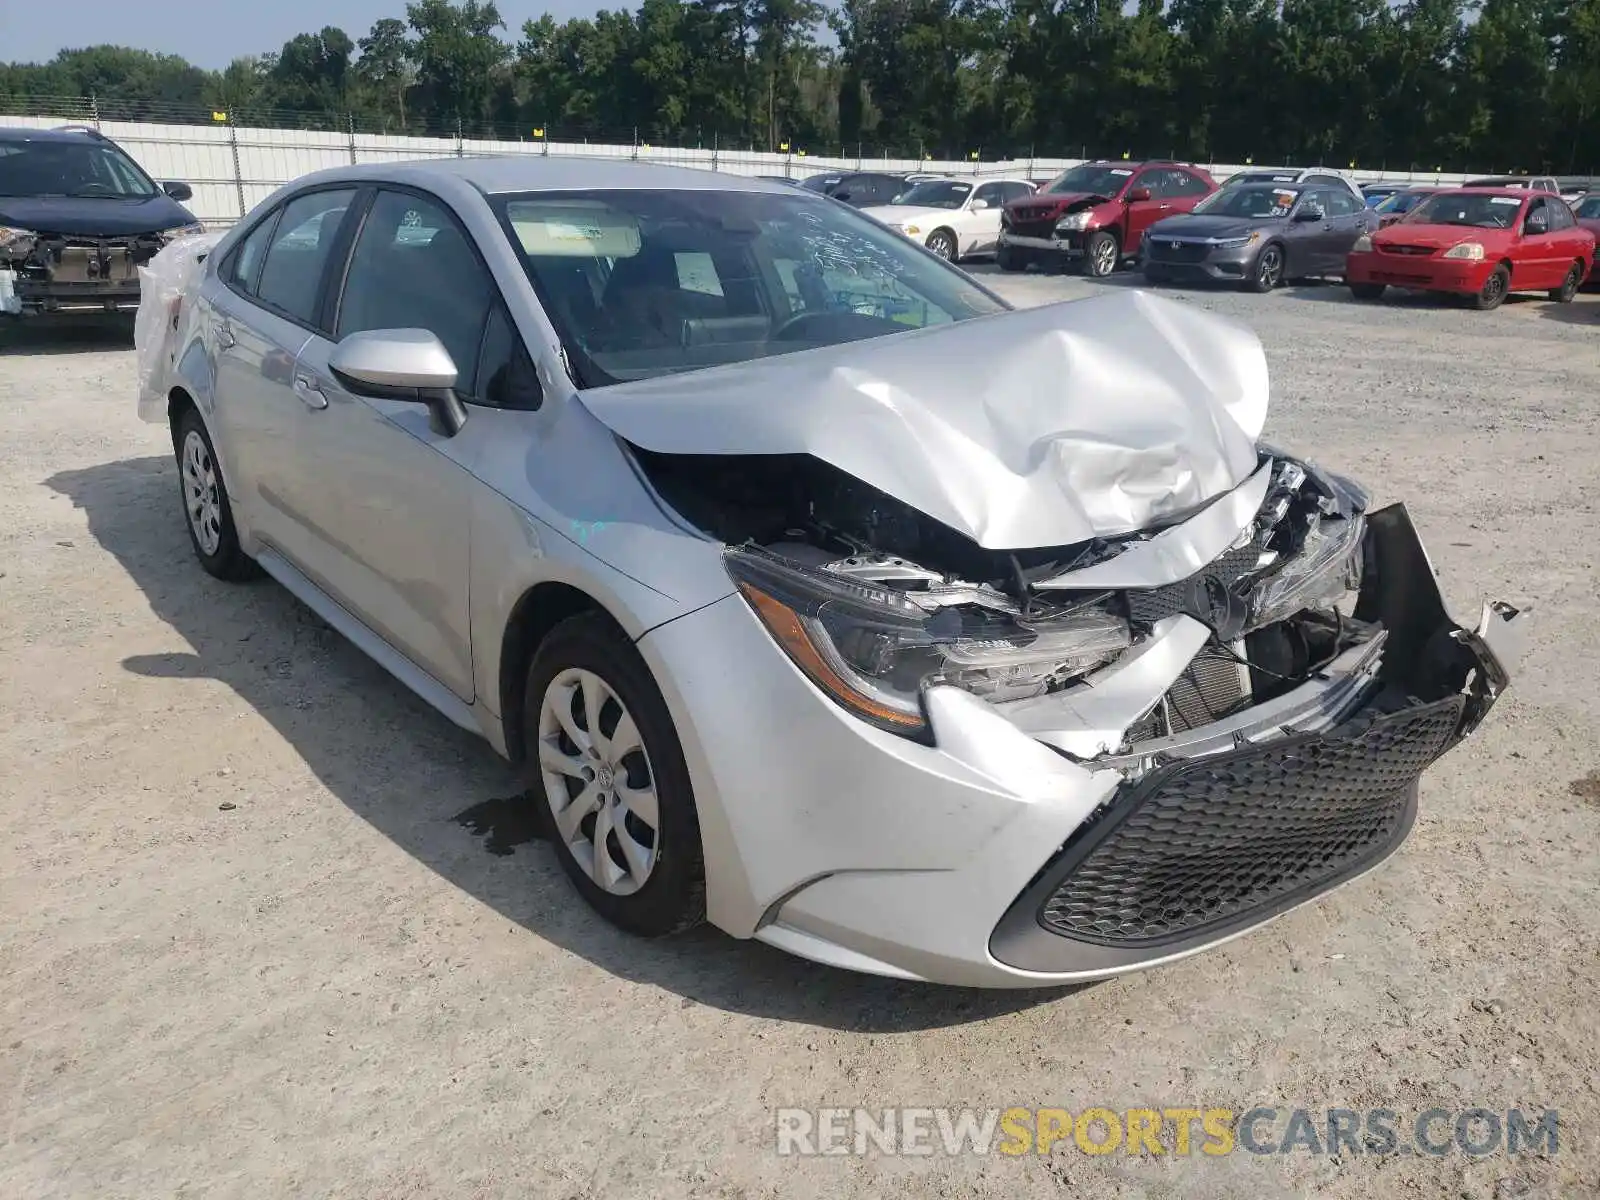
[0,194,195,238]
[1007,192,1104,216]
[580,289,1269,550]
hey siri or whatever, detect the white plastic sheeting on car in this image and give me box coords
[579,288,1271,550]
[135,231,223,423]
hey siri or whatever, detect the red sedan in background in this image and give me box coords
[1346,188,1594,310]
[1573,194,1600,280]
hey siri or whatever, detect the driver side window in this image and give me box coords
[973,183,1005,207]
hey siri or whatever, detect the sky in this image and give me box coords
[1,1,606,69]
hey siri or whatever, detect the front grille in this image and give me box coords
[1035,694,1464,945]
[1126,542,1265,627]
[1145,239,1213,264]
[1380,244,1436,257]
[1008,216,1060,239]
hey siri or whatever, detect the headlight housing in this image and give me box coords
[900,224,921,236]
[1055,211,1092,232]
[725,548,1130,737]
[1351,234,1373,253]
[1442,241,1485,261]
[1216,232,1261,249]
[0,226,38,258]
[160,222,208,243]
[1249,512,1365,629]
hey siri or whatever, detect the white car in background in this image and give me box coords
[863,177,1038,262]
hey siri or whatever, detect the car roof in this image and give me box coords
[0,124,109,144]
[274,156,797,196]
[1448,187,1533,199]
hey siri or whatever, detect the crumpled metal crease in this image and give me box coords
[578,288,1270,550]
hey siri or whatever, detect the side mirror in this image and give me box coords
[1125,186,1153,203]
[163,181,194,202]
[329,328,468,437]
[970,198,990,210]
[1293,204,1325,223]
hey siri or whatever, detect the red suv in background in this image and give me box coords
[997,161,1217,276]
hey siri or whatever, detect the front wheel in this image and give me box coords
[1473,265,1510,311]
[524,613,705,937]
[1246,243,1285,292]
[1349,282,1386,301]
[1083,230,1119,277]
[925,229,958,262]
[1550,262,1583,303]
[174,408,258,581]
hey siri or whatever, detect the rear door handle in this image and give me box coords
[293,373,328,411]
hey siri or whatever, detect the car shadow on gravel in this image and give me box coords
[47,455,1086,1032]
[0,317,134,355]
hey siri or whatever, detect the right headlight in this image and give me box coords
[1249,512,1366,629]
[0,226,38,258]
[1442,241,1485,261]
[725,548,1130,737]
[1055,211,1092,232]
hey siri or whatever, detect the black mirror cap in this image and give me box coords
[163,181,194,202]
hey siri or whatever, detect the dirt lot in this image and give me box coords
[3,273,1598,1200]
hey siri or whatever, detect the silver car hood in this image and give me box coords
[578,289,1270,550]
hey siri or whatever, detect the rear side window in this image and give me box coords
[255,189,356,325]
[1324,189,1360,217]
[227,213,279,293]
[336,189,496,389]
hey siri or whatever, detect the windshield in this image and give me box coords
[1193,185,1302,218]
[1575,196,1600,219]
[1375,190,1432,215]
[1406,193,1524,229]
[0,138,157,198]
[890,180,972,209]
[1043,165,1135,196]
[494,189,1008,386]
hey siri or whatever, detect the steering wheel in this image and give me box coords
[73,182,115,196]
[769,309,903,343]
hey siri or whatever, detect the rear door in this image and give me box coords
[1321,186,1370,273]
[287,186,503,701]
[209,187,359,557]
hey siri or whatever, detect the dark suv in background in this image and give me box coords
[997,160,1216,275]
[0,125,202,319]
[797,171,914,208]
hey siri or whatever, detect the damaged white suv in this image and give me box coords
[143,159,1523,987]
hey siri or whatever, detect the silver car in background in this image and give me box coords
[146,158,1523,987]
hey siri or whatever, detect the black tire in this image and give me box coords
[995,244,1029,273]
[522,612,705,937]
[1083,230,1119,277]
[1473,264,1510,311]
[1550,262,1583,303]
[1349,282,1387,301]
[1246,242,1285,293]
[925,229,958,262]
[173,406,258,581]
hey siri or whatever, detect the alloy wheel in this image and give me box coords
[537,667,660,896]
[1257,246,1283,289]
[1091,237,1117,276]
[181,429,222,556]
[1481,270,1507,307]
[927,231,956,261]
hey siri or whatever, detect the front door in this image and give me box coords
[1513,197,1564,288]
[279,187,504,702]
[1122,170,1173,255]
[966,182,1008,254]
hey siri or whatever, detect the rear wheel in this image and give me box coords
[1550,262,1583,303]
[1349,282,1386,301]
[1473,265,1510,311]
[1083,231,1119,278]
[925,229,958,262]
[1246,242,1285,292]
[995,244,1029,273]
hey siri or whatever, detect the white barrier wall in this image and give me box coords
[1,113,1486,228]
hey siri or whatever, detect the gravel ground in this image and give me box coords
[2,272,1598,1200]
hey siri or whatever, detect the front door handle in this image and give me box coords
[216,320,237,350]
[293,373,328,411]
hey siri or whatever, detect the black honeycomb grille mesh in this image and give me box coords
[1126,542,1266,626]
[1039,696,1465,946]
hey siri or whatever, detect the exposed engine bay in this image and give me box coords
[634,444,1378,755]
[0,230,166,317]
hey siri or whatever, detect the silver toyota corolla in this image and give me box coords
[142,158,1524,987]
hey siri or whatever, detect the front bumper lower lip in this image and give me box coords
[737,503,1522,987]
[1345,251,1493,292]
[1000,232,1084,256]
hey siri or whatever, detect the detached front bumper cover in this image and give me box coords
[990,502,1524,975]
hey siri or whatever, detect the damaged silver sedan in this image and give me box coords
[146,159,1524,987]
